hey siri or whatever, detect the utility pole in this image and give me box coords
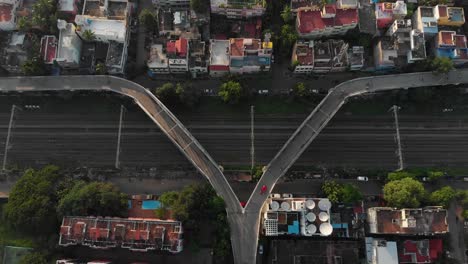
[3,105,19,171]
[390,105,404,171]
[115,105,125,169]
[250,105,255,170]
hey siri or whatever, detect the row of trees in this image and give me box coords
[155,184,232,261]
[154,82,202,108]
[321,180,363,204]
[3,166,128,238]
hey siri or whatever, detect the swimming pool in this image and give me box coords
[142,200,161,210]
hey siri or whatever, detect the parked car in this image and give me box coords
[422,177,428,182]
[357,176,369,181]
[258,244,264,255]
[464,177,468,182]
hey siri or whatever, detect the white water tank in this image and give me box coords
[281,201,291,211]
[305,199,315,210]
[306,224,317,234]
[305,212,316,222]
[319,212,329,222]
[319,223,333,236]
[270,201,280,211]
[318,199,332,211]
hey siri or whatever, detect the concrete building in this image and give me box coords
[367,207,448,235]
[348,46,364,71]
[167,37,189,73]
[209,39,230,77]
[59,216,183,253]
[189,40,208,77]
[412,6,438,38]
[374,37,397,70]
[434,5,465,27]
[296,5,358,39]
[407,29,426,63]
[434,30,468,65]
[210,0,265,18]
[365,237,399,264]
[292,41,314,74]
[0,32,29,73]
[153,0,189,10]
[147,44,169,74]
[0,0,21,31]
[375,1,407,29]
[40,35,58,64]
[74,0,133,74]
[263,194,333,237]
[58,0,80,21]
[399,239,443,264]
[56,20,82,69]
[229,38,271,74]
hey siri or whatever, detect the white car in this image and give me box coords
[357,176,369,181]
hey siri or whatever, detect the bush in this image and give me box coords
[387,171,417,181]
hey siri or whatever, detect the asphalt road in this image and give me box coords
[4,97,468,170]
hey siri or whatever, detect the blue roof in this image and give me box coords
[288,220,300,234]
[436,48,455,59]
[128,200,132,209]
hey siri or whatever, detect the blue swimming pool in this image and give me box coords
[142,200,161,210]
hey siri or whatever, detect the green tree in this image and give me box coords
[19,252,47,264]
[218,81,242,104]
[280,24,297,48]
[340,184,363,204]
[31,0,57,31]
[431,57,454,74]
[95,63,107,75]
[3,166,62,236]
[57,181,128,217]
[154,207,168,219]
[280,5,293,23]
[139,8,157,31]
[21,57,46,76]
[383,178,426,208]
[81,29,96,42]
[292,82,308,98]
[430,186,456,208]
[191,0,209,14]
[387,171,417,181]
[251,166,263,182]
[155,83,178,104]
[321,180,342,203]
[427,171,444,181]
[17,17,32,32]
[176,82,201,108]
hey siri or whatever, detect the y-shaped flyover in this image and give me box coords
[1,70,468,264]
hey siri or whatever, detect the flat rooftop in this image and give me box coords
[294,42,314,65]
[210,39,229,66]
[75,16,126,42]
[297,7,358,34]
[147,44,168,69]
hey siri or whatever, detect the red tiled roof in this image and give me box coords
[297,7,358,34]
[325,4,336,14]
[175,38,187,56]
[454,35,467,48]
[429,239,442,260]
[438,5,447,18]
[440,31,455,45]
[0,4,13,23]
[166,41,176,54]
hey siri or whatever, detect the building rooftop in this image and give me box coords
[58,0,76,12]
[56,20,82,65]
[189,40,207,68]
[59,216,183,253]
[365,238,398,264]
[439,31,455,46]
[0,0,17,31]
[105,40,124,68]
[75,16,127,43]
[368,207,448,235]
[147,44,168,69]
[167,38,188,59]
[454,34,467,49]
[399,239,443,264]
[40,35,58,64]
[294,41,314,65]
[229,38,260,57]
[410,30,426,60]
[0,31,28,72]
[210,39,230,66]
[420,6,434,18]
[297,7,358,34]
[290,0,320,11]
[349,46,364,67]
[376,1,407,29]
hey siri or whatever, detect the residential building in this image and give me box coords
[290,0,320,13]
[412,6,438,37]
[209,39,230,77]
[152,0,190,10]
[348,46,364,70]
[375,1,407,29]
[229,38,271,74]
[0,0,21,31]
[367,207,448,235]
[312,40,349,73]
[374,37,397,70]
[210,0,265,18]
[386,19,412,37]
[336,0,358,9]
[189,40,208,76]
[40,35,58,64]
[434,30,468,65]
[263,195,333,237]
[365,237,399,264]
[167,37,189,73]
[56,20,82,69]
[74,0,133,74]
[399,239,443,264]
[0,31,28,73]
[296,5,358,39]
[58,0,80,21]
[292,41,314,74]
[59,216,183,253]
[407,29,426,63]
[147,44,169,74]
[434,5,465,27]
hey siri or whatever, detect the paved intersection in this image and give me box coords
[1,70,468,264]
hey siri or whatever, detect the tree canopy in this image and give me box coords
[383,178,426,208]
[321,180,362,204]
[387,171,417,181]
[280,5,293,23]
[21,58,46,76]
[292,82,308,98]
[81,29,96,42]
[431,57,454,74]
[139,8,157,31]
[31,0,57,33]
[57,181,128,217]
[430,186,456,208]
[155,83,178,104]
[191,0,209,14]
[3,166,62,235]
[280,24,297,48]
[218,81,242,104]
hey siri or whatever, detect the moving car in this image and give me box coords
[357,176,369,181]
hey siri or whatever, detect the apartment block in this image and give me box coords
[412,6,438,37]
[434,31,468,65]
[375,1,407,29]
[210,0,265,18]
[434,5,465,27]
[0,0,21,31]
[209,39,230,76]
[229,38,272,74]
